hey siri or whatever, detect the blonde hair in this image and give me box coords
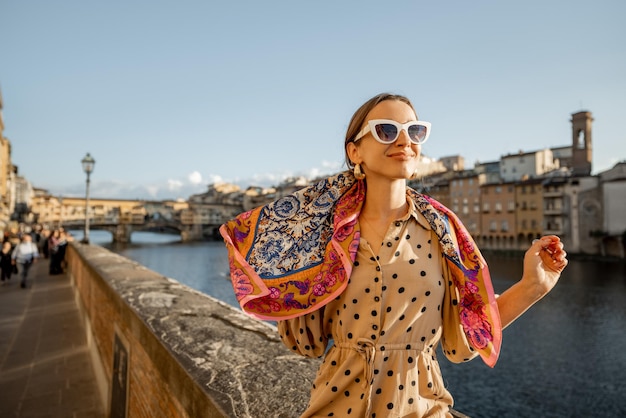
[343,93,416,168]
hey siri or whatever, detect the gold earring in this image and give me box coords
[354,163,365,180]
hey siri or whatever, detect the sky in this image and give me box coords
[1,0,625,200]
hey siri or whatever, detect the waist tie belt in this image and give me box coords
[334,339,429,416]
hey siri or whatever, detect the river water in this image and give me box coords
[82,230,625,418]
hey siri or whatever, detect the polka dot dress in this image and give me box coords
[278,200,477,417]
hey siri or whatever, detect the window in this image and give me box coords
[577,129,585,149]
[483,203,490,212]
[501,221,509,232]
[495,202,502,213]
[490,221,497,232]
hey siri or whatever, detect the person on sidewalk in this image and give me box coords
[12,234,39,289]
[0,241,13,285]
[48,229,62,275]
[55,230,69,274]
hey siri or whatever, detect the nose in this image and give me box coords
[395,128,412,147]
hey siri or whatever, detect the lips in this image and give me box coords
[387,152,415,160]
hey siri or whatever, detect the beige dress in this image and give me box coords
[278,199,477,418]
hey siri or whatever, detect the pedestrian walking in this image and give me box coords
[54,230,69,274]
[12,234,39,288]
[0,241,13,285]
[48,229,62,274]
[39,228,51,259]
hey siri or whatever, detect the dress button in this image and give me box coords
[395,221,401,227]
[374,296,380,302]
[372,324,378,330]
[386,242,392,247]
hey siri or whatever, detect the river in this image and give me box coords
[80,230,625,418]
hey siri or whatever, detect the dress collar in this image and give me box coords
[405,192,432,230]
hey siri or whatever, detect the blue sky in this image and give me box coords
[1,0,624,200]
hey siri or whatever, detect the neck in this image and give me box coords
[361,176,408,221]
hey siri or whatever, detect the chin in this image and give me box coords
[401,168,418,179]
[390,172,413,181]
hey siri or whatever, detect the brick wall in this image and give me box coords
[66,243,318,418]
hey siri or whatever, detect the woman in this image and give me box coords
[0,241,13,284]
[48,229,61,275]
[221,93,568,417]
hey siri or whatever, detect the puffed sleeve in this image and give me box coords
[440,240,480,364]
[277,308,329,358]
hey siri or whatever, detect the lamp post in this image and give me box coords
[81,153,95,244]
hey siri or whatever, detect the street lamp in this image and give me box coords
[81,153,95,244]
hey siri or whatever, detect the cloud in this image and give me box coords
[207,174,223,184]
[47,178,201,201]
[43,160,344,201]
[304,160,343,180]
[167,179,183,191]
[188,171,203,185]
[145,186,159,198]
[52,180,164,200]
[321,160,343,170]
[224,160,343,189]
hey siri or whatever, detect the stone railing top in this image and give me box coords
[74,243,319,418]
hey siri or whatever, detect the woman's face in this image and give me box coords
[347,99,421,181]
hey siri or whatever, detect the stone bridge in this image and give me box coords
[38,196,236,243]
[61,218,223,243]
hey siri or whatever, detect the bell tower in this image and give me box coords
[571,111,593,176]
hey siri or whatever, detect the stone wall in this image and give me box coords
[66,243,319,418]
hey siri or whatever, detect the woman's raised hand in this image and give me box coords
[521,235,568,297]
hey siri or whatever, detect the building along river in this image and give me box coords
[81,230,625,418]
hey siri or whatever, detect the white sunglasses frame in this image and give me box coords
[354,119,432,145]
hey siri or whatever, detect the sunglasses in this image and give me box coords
[354,119,431,145]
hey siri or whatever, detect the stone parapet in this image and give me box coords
[66,243,319,418]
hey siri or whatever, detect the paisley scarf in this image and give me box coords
[220,171,502,367]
